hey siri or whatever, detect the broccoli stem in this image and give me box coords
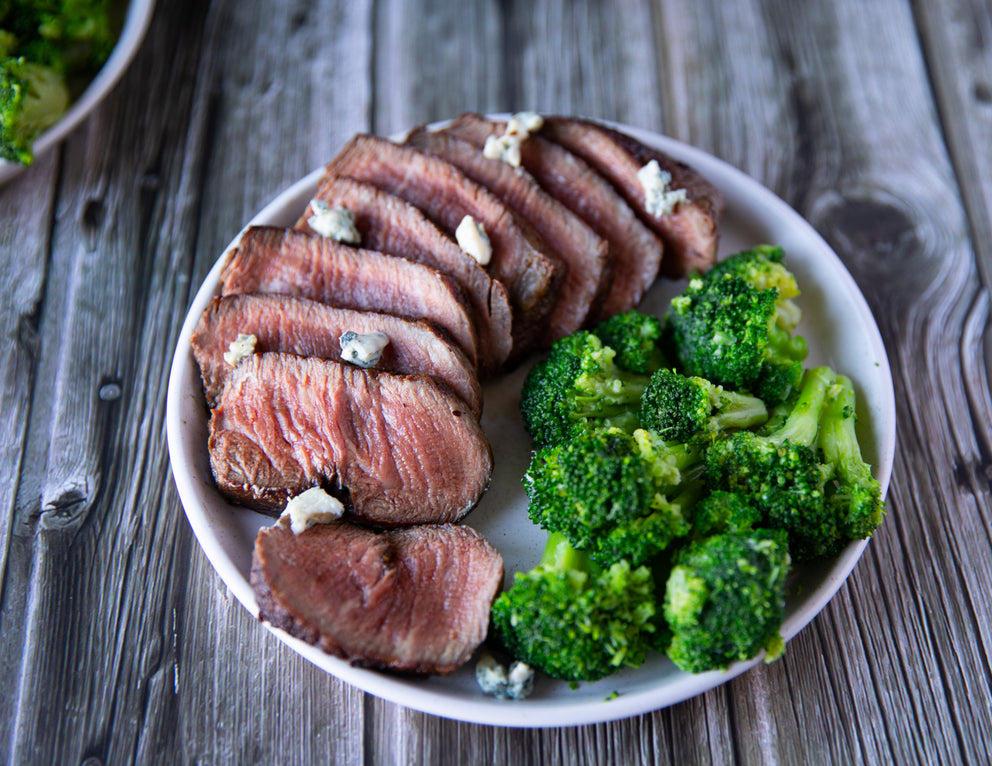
[573,376,647,416]
[540,531,592,572]
[818,376,870,483]
[818,375,884,536]
[766,366,836,446]
[709,389,769,433]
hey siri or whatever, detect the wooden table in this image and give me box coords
[2,0,990,762]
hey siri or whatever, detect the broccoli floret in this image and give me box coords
[520,331,649,449]
[705,245,802,332]
[591,309,665,374]
[666,248,808,404]
[705,366,842,561]
[664,529,791,673]
[691,490,762,537]
[0,56,68,163]
[490,531,657,683]
[818,374,885,539]
[37,0,115,73]
[0,30,17,59]
[640,367,768,443]
[524,427,698,566]
[0,1,117,164]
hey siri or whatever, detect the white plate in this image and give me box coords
[0,0,156,185]
[166,122,896,728]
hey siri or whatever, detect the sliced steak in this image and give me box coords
[192,294,482,417]
[445,113,664,322]
[219,226,479,366]
[405,127,610,340]
[296,177,512,376]
[251,518,503,674]
[540,116,724,278]
[209,353,492,525]
[322,134,564,357]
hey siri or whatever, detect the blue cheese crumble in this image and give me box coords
[476,651,509,696]
[475,651,535,700]
[637,159,688,217]
[223,333,257,367]
[483,111,544,168]
[281,487,345,534]
[455,215,492,266]
[339,330,389,368]
[308,199,361,244]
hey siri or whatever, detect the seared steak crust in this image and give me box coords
[219,226,480,367]
[192,294,482,417]
[251,519,504,674]
[445,113,664,322]
[540,116,724,278]
[297,177,513,376]
[322,134,564,357]
[209,354,493,525]
[405,127,610,341]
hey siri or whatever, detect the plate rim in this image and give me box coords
[166,118,896,728]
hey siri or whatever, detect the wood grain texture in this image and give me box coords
[1,0,991,762]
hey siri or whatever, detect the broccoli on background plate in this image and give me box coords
[0,57,68,163]
[1,0,118,164]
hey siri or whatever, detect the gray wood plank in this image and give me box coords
[371,0,503,135]
[507,0,663,129]
[0,0,215,760]
[195,0,374,268]
[910,19,992,758]
[0,151,59,756]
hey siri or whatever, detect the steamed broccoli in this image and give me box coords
[690,490,762,537]
[0,56,68,163]
[666,247,808,404]
[524,427,700,567]
[818,374,885,539]
[640,367,768,443]
[1,0,116,163]
[591,309,665,374]
[705,366,840,560]
[490,531,657,683]
[664,529,791,673]
[36,0,116,73]
[704,245,802,332]
[520,331,649,449]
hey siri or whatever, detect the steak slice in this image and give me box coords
[219,226,479,367]
[251,519,504,675]
[192,294,482,418]
[209,353,492,525]
[296,177,513,377]
[540,116,724,278]
[322,134,564,357]
[445,113,664,322]
[405,127,610,340]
